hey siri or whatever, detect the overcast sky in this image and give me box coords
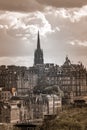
[0,0,87,67]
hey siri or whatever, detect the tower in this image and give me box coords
[34,31,44,65]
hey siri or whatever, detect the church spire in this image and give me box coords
[37,31,40,49]
[34,31,44,65]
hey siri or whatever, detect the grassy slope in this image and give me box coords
[0,107,87,130]
[41,107,87,130]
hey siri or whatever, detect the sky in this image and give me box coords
[0,0,87,67]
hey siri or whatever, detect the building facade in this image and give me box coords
[0,89,12,101]
[45,56,87,102]
[0,101,20,123]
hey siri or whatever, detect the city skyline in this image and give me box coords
[0,0,87,67]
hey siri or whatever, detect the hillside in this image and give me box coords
[0,107,87,130]
[41,107,87,130]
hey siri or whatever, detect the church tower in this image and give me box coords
[34,31,44,65]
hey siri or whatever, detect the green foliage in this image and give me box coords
[1,108,87,130]
[0,124,20,130]
[41,119,82,130]
[40,107,87,130]
[33,85,59,94]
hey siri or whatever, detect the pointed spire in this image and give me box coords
[37,30,40,49]
[66,55,68,61]
[34,30,44,65]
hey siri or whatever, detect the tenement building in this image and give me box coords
[17,68,38,96]
[45,57,87,99]
[60,57,87,97]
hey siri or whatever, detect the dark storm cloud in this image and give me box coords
[0,0,44,12]
[37,0,87,8]
[0,0,87,12]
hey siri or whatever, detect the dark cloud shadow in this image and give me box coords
[0,0,87,12]
[37,0,87,8]
[0,0,44,12]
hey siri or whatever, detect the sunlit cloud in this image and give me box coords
[0,10,54,41]
[47,5,87,22]
[0,56,33,67]
[70,40,87,47]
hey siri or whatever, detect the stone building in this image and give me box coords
[0,65,38,96]
[0,65,20,89]
[0,101,20,123]
[0,89,12,101]
[45,56,87,103]
[0,93,62,123]
[10,96,31,123]
[17,69,38,96]
[0,65,7,87]
[60,57,87,97]
[32,94,62,119]
[0,95,33,123]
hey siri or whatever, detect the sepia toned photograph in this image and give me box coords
[0,0,87,130]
